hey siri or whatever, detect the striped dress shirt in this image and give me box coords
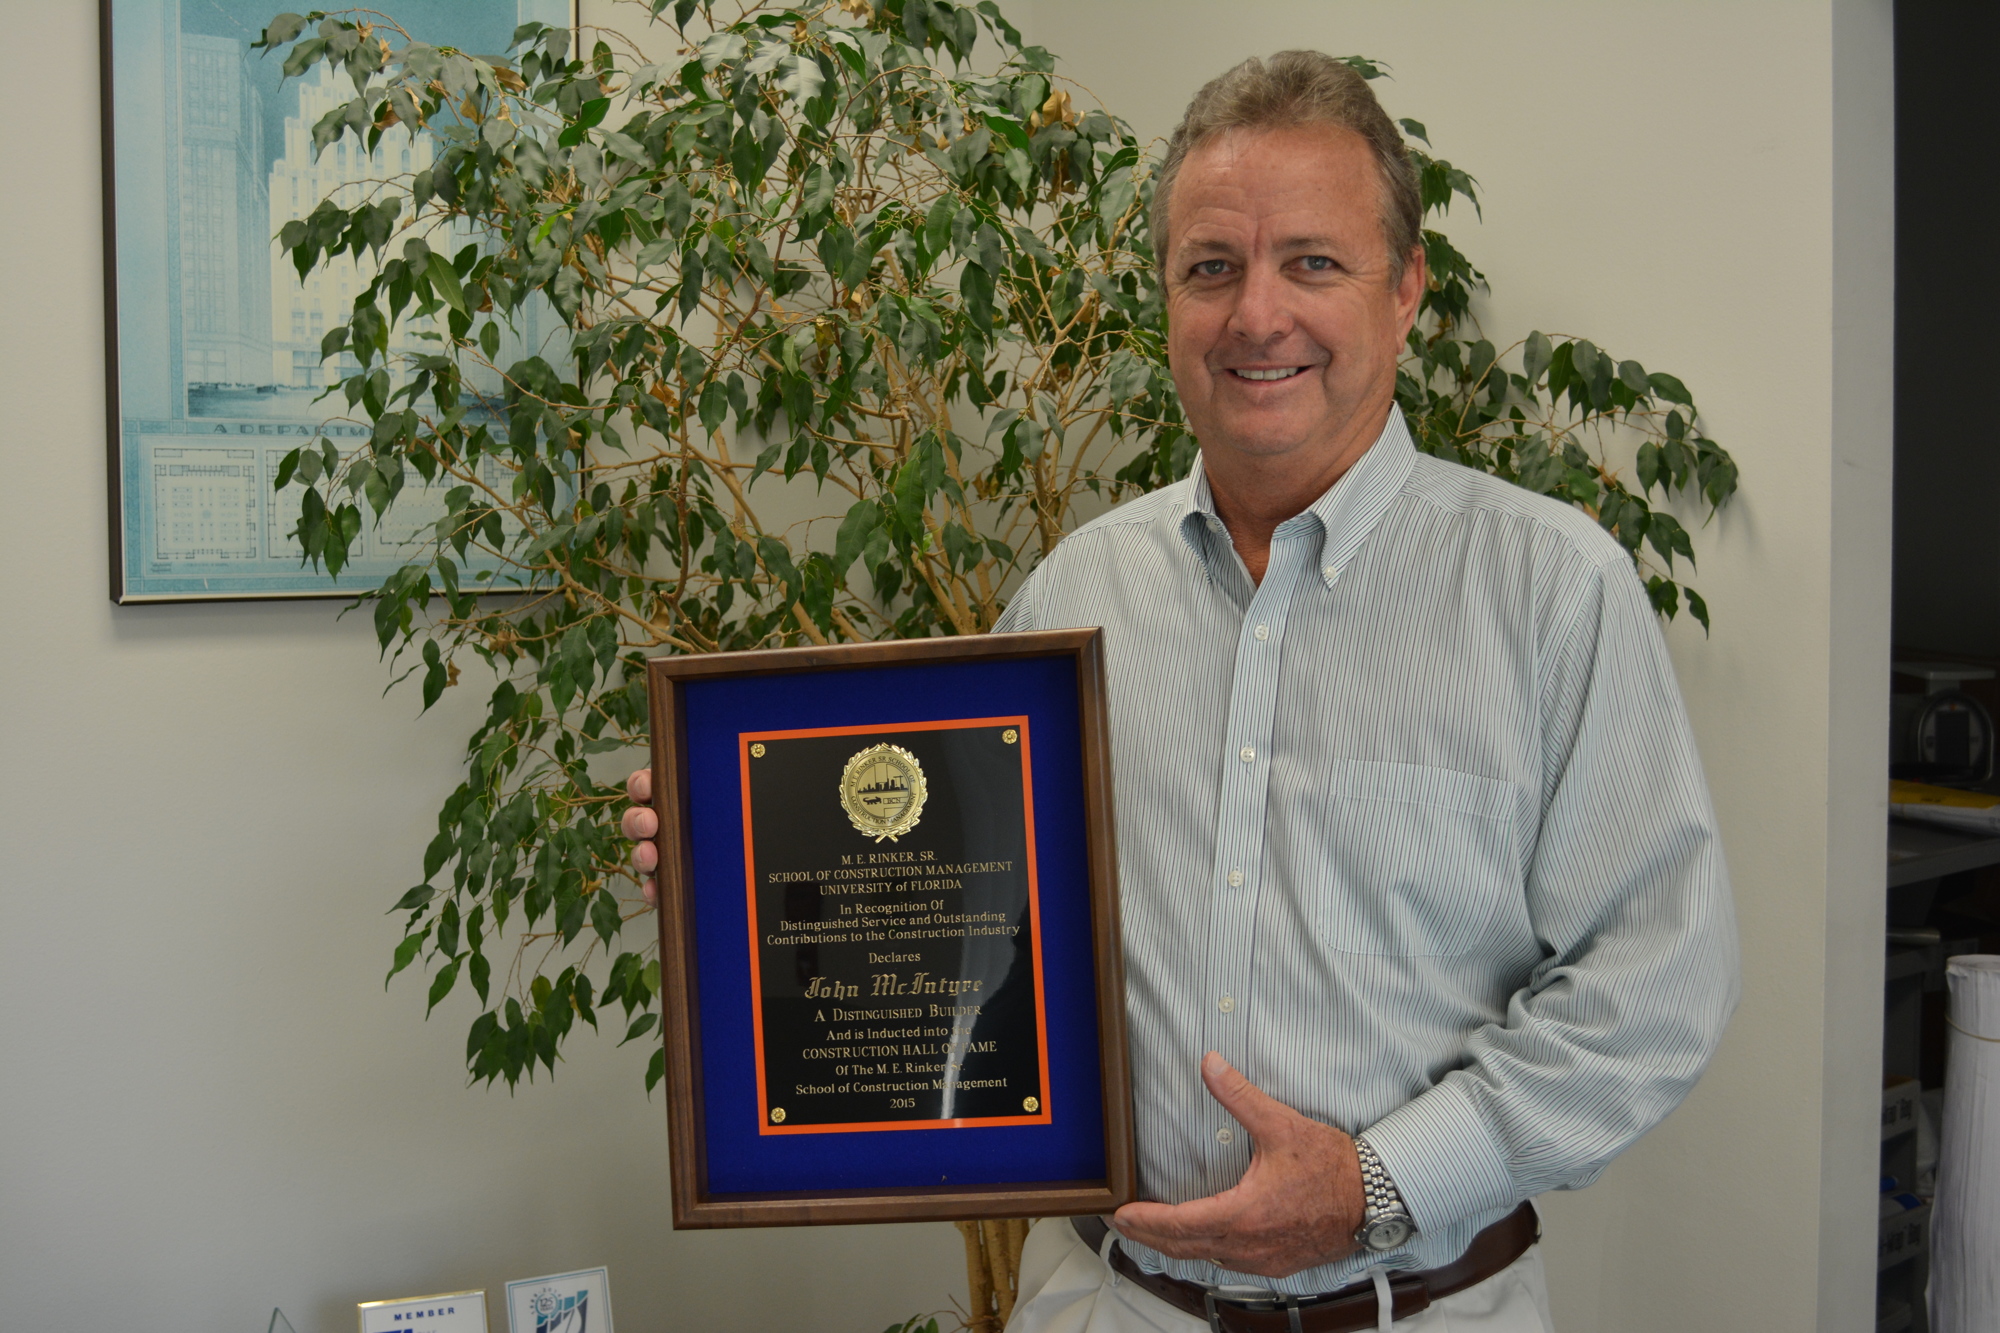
[992,408,1739,1295]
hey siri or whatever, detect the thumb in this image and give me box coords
[1200,1051,1292,1139]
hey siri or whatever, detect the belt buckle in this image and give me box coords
[1201,1290,1305,1333]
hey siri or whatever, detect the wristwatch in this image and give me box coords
[1352,1134,1416,1252]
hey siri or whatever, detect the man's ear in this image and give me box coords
[1394,244,1427,336]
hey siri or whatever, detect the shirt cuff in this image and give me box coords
[1359,1077,1520,1236]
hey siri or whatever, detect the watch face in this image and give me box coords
[1363,1215,1414,1252]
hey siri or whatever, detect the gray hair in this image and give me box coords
[1151,51,1423,283]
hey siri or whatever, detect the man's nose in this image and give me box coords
[1225,262,1297,346]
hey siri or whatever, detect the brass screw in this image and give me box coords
[1022,1096,1039,1113]
[751,742,767,758]
[1002,729,1018,744]
[770,1107,786,1123]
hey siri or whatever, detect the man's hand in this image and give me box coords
[621,768,659,906]
[1112,1052,1366,1279]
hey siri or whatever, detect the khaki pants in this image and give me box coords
[1006,1218,1555,1333]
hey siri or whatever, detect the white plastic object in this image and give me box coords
[1930,954,2000,1331]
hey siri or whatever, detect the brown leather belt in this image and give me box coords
[1070,1202,1538,1333]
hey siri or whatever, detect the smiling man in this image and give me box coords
[624,50,1737,1333]
[981,51,1737,1333]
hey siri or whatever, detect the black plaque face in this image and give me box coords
[740,717,1050,1135]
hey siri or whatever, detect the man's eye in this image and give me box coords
[1300,255,1335,272]
[1192,259,1230,277]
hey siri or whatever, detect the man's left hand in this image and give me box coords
[1111,1052,1367,1279]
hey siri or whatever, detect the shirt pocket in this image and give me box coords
[1305,761,1521,958]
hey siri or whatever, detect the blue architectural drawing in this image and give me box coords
[107,0,570,600]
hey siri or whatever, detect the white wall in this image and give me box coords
[1018,1,1893,1329]
[0,3,1890,1331]
[0,5,961,1331]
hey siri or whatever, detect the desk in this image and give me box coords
[1888,818,2000,887]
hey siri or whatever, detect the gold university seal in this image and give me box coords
[839,743,927,842]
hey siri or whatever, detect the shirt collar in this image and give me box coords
[1177,406,1419,590]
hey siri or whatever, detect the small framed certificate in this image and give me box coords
[357,1290,487,1333]
[647,630,1133,1227]
[503,1268,612,1333]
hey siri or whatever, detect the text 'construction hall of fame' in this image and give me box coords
[740,717,1051,1135]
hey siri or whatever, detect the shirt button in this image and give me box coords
[1238,745,1255,763]
[1216,1127,1234,1145]
[1323,565,1336,580]
[1218,994,1236,1013]
[1253,624,1269,641]
[1227,869,1245,888]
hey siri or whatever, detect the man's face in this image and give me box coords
[1164,124,1424,476]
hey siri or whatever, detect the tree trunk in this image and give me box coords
[953,1217,1033,1332]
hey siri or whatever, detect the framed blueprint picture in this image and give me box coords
[99,0,572,602]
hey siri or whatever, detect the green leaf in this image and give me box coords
[985,112,1030,153]
[256,12,307,48]
[1105,349,1150,404]
[385,933,423,988]
[1635,442,1663,493]
[1466,339,1496,386]
[777,54,825,107]
[1017,416,1045,461]
[427,957,462,1015]
[591,889,623,945]
[1001,146,1033,195]
[1687,587,1711,633]
[389,885,435,912]
[620,1011,659,1045]
[1522,331,1552,384]
[834,500,883,573]
[1647,371,1693,406]
[423,829,455,881]
[699,379,728,435]
[422,640,448,710]
[960,261,995,328]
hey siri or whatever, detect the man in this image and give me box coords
[625,51,1737,1333]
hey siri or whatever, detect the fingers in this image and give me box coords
[1200,1051,1296,1140]
[623,768,660,909]
[628,824,659,906]
[1113,1193,1241,1258]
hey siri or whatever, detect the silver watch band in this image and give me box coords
[1354,1135,1401,1209]
[1353,1133,1415,1248]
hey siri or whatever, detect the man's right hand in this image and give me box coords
[620,768,659,906]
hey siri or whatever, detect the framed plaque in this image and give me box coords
[646,630,1132,1227]
[503,1267,612,1333]
[357,1290,487,1333]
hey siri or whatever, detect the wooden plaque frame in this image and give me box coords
[647,630,1132,1228]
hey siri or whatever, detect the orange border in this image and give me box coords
[739,716,1053,1137]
